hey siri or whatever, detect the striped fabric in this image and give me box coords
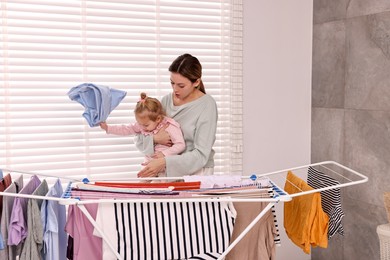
[307,166,345,239]
[94,201,236,260]
[268,189,281,245]
[271,206,281,245]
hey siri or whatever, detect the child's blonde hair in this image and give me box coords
[134,92,165,121]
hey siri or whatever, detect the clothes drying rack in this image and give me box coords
[0,161,368,260]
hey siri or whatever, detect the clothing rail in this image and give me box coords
[252,161,368,198]
[0,161,368,260]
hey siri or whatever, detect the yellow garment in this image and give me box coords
[284,171,329,254]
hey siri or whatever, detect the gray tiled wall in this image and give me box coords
[312,1,390,259]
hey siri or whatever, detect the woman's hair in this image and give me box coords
[134,92,166,121]
[168,53,205,94]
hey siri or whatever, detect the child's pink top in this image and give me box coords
[106,117,185,157]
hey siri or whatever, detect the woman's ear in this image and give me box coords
[194,78,201,88]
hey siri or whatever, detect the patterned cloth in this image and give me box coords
[307,166,344,239]
[94,201,236,260]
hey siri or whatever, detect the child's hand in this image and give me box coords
[152,151,165,159]
[99,122,108,131]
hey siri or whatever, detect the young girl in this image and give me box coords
[100,92,185,177]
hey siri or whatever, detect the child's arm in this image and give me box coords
[100,122,141,136]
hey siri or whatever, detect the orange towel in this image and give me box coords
[284,171,329,254]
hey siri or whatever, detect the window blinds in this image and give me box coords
[0,0,243,180]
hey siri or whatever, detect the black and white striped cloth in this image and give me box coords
[307,166,345,239]
[94,201,236,260]
[267,188,281,245]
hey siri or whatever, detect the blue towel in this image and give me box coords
[68,83,127,127]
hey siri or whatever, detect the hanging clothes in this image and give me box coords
[65,203,102,260]
[8,175,41,257]
[283,171,329,254]
[0,174,12,222]
[307,166,345,239]
[20,180,49,260]
[0,174,12,250]
[94,200,236,260]
[64,188,189,260]
[40,179,67,260]
[226,201,278,260]
[0,175,24,260]
[0,162,366,260]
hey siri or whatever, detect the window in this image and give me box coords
[0,0,242,179]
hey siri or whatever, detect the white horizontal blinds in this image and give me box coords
[229,0,243,174]
[79,1,160,180]
[0,0,243,179]
[157,0,238,174]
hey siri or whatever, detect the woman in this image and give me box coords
[137,53,218,178]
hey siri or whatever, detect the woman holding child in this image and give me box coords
[137,53,218,178]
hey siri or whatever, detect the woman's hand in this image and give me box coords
[152,151,165,159]
[137,158,166,178]
[153,125,172,146]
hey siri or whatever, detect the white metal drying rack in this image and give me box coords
[0,161,368,260]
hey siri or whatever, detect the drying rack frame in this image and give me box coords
[0,161,368,260]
